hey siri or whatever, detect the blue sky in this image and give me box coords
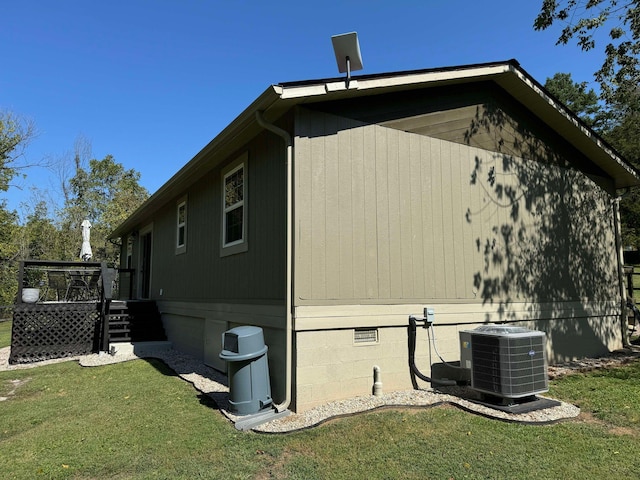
[2,0,606,218]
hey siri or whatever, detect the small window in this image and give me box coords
[176,197,187,255]
[221,153,248,256]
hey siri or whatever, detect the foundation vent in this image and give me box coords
[354,328,378,344]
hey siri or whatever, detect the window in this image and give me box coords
[224,165,244,244]
[176,197,187,255]
[221,153,248,256]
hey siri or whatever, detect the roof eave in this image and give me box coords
[111,60,640,239]
[110,85,285,238]
[495,65,640,190]
[279,61,640,190]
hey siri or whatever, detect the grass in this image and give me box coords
[549,360,640,428]
[0,320,11,348]
[1,355,640,480]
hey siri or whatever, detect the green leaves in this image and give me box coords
[0,111,34,193]
[61,154,149,264]
[544,72,602,127]
[535,1,640,110]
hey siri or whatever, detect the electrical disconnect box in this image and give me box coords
[424,307,435,325]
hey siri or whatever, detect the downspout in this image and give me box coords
[613,191,629,347]
[256,110,292,412]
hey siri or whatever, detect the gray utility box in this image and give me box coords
[219,326,273,415]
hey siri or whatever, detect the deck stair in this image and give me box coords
[107,300,166,343]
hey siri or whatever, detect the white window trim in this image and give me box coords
[221,153,248,257]
[223,163,244,247]
[176,196,187,255]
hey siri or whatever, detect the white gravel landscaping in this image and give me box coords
[3,343,638,433]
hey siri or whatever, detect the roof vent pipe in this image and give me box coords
[256,110,292,413]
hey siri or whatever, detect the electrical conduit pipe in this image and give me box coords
[408,316,456,387]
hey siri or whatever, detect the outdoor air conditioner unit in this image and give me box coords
[459,326,549,400]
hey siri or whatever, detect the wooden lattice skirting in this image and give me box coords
[9,303,101,364]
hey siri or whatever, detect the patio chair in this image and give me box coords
[47,271,69,301]
[67,271,90,301]
[86,270,102,300]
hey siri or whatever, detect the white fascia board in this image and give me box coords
[356,65,510,90]
[509,66,639,183]
[279,64,510,100]
[277,62,639,187]
[280,84,332,99]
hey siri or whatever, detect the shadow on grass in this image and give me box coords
[139,356,230,412]
[142,357,179,377]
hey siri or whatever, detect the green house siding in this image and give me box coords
[111,62,639,412]
[306,83,613,190]
[136,130,287,303]
[293,106,619,308]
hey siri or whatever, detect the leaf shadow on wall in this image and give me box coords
[464,102,620,361]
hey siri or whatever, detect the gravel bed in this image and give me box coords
[244,389,580,433]
[7,344,640,433]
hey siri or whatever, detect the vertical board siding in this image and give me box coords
[295,107,619,305]
[338,115,355,298]
[350,125,367,298]
[311,113,327,299]
[450,141,466,299]
[363,126,379,298]
[149,130,286,303]
[429,138,447,298]
[420,136,436,296]
[386,128,401,299]
[296,110,313,302]
[409,135,425,297]
[374,126,390,298]
[324,114,340,300]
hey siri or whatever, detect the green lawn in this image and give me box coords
[1,353,640,479]
[0,320,11,348]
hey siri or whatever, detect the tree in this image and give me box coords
[0,110,36,307]
[0,111,36,192]
[61,154,148,265]
[0,205,20,306]
[534,1,640,110]
[544,72,603,127]
[545,70,640,247]
[21,201,58,261]
[604,94,640,247]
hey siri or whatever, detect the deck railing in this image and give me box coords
[10,260,118,363]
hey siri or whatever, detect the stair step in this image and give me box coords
[105,300,166,343]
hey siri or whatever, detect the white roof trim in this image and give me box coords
[111,60,640,238]
[280,64,511,100]
[511,67,637,180]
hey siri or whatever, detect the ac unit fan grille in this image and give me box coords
[470,334,548,398]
